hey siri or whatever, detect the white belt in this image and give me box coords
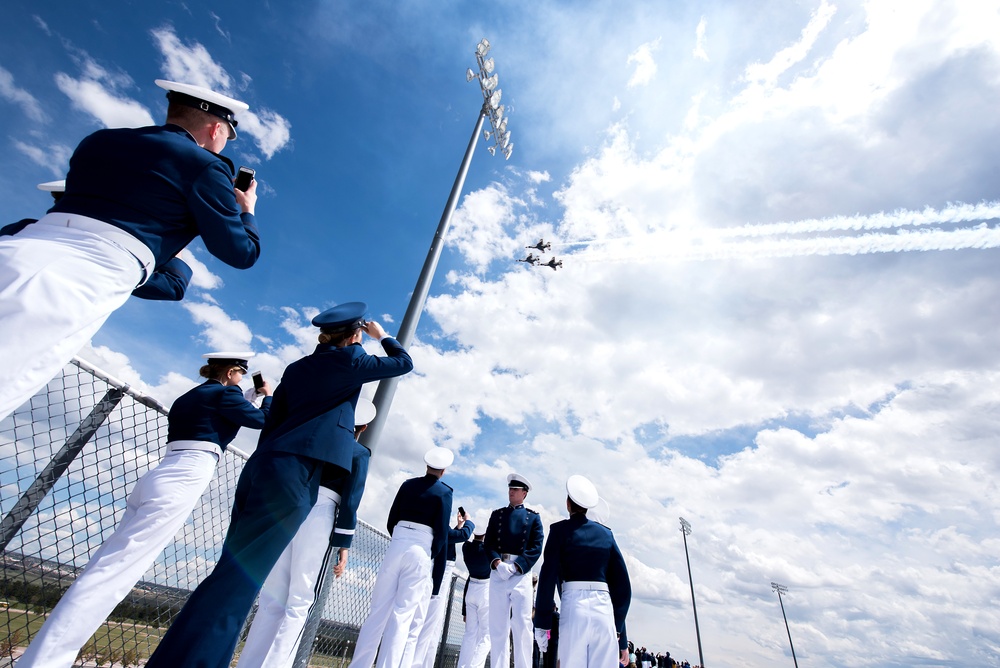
[36,213,155,286]
[562,581,609,592]
[395,520,433,535]
[469,576,490,582]
[501,553,520,563]
[166,440,222,457]
[317,487,342,504]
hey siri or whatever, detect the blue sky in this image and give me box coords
[4,1,1000,665]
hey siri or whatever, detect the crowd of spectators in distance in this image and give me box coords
[626,641,697,668]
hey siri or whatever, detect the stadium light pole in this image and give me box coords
[679,517,706,668]
[771,582,799,668]
[359,37,513,453]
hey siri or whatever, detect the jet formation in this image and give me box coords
[518,239,561,271]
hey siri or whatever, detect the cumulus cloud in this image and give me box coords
[53,54,154,128]
[182,300,254,351]
[693,17,708,61]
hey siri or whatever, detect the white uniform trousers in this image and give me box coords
[406,560,455,668]
[456,578,491,668]
[488,566,533,668]
[0,214,150,421]
[348,522,433,668]
[16,447,218,668]
[236,487,341,668]
[557,583,618,668]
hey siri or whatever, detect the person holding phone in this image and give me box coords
[144,302,413,668]
[17,352,272,668]
[0,79,262,422]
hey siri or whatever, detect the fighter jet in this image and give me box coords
[526,238,552,253]
[517,253,540,266]
[542,257,563,271]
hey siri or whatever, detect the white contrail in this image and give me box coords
[551,201,1000,253]
[571,224,1000,265]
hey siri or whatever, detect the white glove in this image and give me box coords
[243,387,263,408]
[534,628,549,653]
[495,562,513,581]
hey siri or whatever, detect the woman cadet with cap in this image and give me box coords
[144,302,413,668]
[0,79,262,423]
[348,446,457,668]
[533,475,632,668]
[16,352,272,668]
[236,398,378,668]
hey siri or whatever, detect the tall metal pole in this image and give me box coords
[771,582,799,668]
[679,517,705,668]
[359,109,485,453]
[360,38,513,453]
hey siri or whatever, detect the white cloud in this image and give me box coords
[53,57,155,128]
[0,65,46,121]
[626,38,661,88]
[12,139,73,177]
[177,248,223,290]
[237,109,292,160]
[182,300,253,351]
[693,17,708,62]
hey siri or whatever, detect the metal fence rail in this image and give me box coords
[0,359,469,667]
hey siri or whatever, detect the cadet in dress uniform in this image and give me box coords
[349,447,456,668]
[484,473,544,668]
[533,475,631,668]
[2,180,193,301]
[236,398,378,668]
[145,303,413,668]
[16,352,271,668]
[0,79,261,422]
[406,510,475,668]
[456,530,493,668]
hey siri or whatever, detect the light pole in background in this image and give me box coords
[359,37,513,453]
[679,517,705,668]
[771,582,799,668]
[294,42,511,666]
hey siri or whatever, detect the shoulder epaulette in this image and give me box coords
[440,481,454,491]
[525,507,540,515]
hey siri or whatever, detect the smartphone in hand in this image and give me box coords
[235,166,255,191]
[252,371,265,391]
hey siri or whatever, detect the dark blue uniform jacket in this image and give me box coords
[484,504,544,576]
[387,473,453,595]
[50,123,261,270]
[460,540,493,617]
[533,514,631,643]
[255,338,412,479]
[166,379,271,450]
[326,441,372,549]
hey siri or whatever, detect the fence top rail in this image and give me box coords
[71,356,168,414]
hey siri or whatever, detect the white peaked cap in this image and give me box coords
[506,473,532,491]
[355,398,376,427]
[37,180,66,192]
[566,474,599,509]
[424,447,454,470]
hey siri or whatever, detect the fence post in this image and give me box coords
[0,386,127,552]
[434,572,459,668]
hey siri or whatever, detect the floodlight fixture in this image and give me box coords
[482,74,498,91]
[466,68,476,82]
[490,89,502,109]
[497,117,508,133]
[504,144,513,160]
[488,145,496,156]
[477,39,491,56]
[484,57,495,73]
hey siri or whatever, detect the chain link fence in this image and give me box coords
[0,358,469,667]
